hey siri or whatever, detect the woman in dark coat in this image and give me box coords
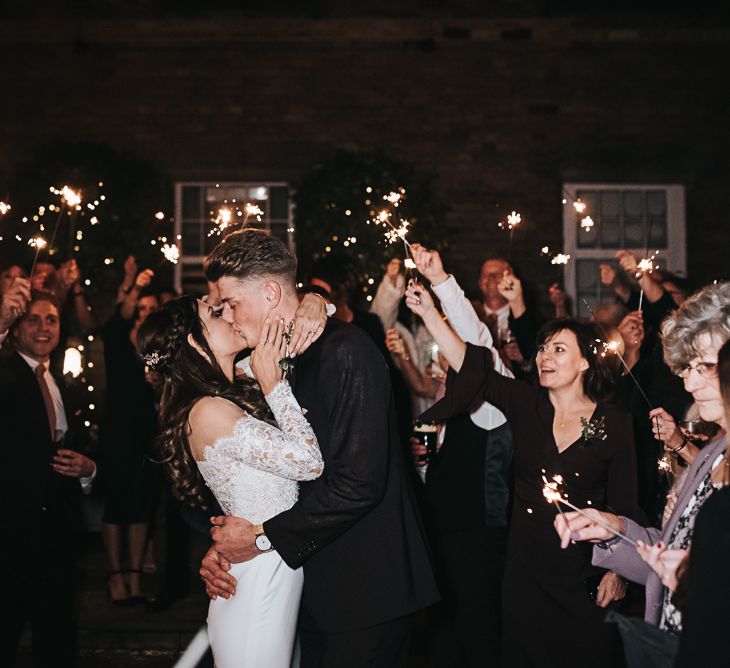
[408,279,642,668]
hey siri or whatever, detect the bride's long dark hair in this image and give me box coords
[137,295,275,508]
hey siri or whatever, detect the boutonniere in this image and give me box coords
[279,322,295,379]
[580,416,607,444]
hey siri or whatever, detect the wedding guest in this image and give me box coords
[409,256,639,668]
[673,337,730,667]
[554,281,730,636]
[0,290,95,668]
[99,267,159,605]
[0,263,28,296]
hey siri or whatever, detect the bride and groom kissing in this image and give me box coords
[137,229,438,667]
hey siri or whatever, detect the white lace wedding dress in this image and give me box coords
[196,381,323,668]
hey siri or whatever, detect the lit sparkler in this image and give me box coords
[60,186,82,208]
[160,243,180,264]
[580,216,594,231]
[383,189,406,206]
[498,211,522,231]
[573,200,587,214]
[0,201,10,215]
[63,347,83,378]
[541,473,637,546]
[658,456,672,473]
[28,236,47,249]
[551,253,571,266]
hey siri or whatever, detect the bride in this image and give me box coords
[137,295,324,667]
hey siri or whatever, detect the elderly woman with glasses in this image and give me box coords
[555,281,730,635]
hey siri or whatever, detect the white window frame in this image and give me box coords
[173,181,295,294]
[562,183,686,306]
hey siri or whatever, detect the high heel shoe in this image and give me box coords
[126,569,148,606]
[107,570,134,607]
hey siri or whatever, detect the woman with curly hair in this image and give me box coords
[137,295,324,667]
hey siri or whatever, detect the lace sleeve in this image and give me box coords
[205,383,323,482]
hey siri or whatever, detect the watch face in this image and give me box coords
[255,534,272,551]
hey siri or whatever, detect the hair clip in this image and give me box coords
[143,351,165,368]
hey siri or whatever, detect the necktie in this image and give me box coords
[35,363,57,440]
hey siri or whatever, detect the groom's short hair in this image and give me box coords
[204,229,297,288]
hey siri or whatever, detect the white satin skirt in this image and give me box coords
[206,551,303,668]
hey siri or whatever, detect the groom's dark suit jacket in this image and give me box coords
[265,319,439,633]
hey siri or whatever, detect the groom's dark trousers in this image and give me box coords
[264,320,439,666]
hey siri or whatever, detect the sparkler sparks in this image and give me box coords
[499,211,522,231]
[637,255,657,274]
[28,236,47,249]
[0,201,10,215]
[244,203,264,219]
[383,189,406,206]
[59,186,82,208]
[658,456,672,473]
[551,253,571,265]
[155,211,165,221]
[541,472,637,546]
[160,243,180,264]
[580,216,594,231]
[573,200,587,214]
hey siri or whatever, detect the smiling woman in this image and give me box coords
[408,275,642,668]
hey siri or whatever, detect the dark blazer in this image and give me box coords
[0,352,90,544]
[264,319,439,633]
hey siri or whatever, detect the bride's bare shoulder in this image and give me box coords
[188,396,247,459]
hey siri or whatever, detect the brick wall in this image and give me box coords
[1,15,729,307]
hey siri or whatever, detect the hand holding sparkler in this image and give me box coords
[135,268,155,290]
[409,244,448,286]
[0,277,31,332]
[554,507,634,548]
[497,271,526,318]
[617,311,644,355]
[404,279,436,318]
[649,408,689,454]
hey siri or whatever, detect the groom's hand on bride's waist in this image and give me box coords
[210,515,260,564]
[199,547,236,600]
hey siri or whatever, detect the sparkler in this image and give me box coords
[498,211,522,260]
[63,347,83,378]
[573,200,587,214]
[160,243,180,264]
[580,216,594,231]
[636,252,659,311]
[541,473,637,546]
[551,253,571,266]
[28,236,48,276]
[208,202,263,237]
[658,456,672,473]
[0,201,10,215]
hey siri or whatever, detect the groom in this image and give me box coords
[200,230,438,666]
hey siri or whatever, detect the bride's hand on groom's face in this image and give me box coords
[290,292,327,356]
[250,318,287,394]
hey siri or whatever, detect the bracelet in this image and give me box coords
[667,434,689,454]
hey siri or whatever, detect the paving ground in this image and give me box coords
[15,531,431,667]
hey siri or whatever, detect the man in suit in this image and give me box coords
[0,288,95,668]
[199,230,439,666]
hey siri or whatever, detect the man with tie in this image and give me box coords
[0,288,95,668]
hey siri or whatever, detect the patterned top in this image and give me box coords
[660,455,723,633]
[196,381,323,525]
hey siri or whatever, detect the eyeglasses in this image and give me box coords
[676,362,718,380]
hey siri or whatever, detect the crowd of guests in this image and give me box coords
[1,242,728,668]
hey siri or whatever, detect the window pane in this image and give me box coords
[182,186,202,220]
[599,218,621,248]
[270,186,289,220]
